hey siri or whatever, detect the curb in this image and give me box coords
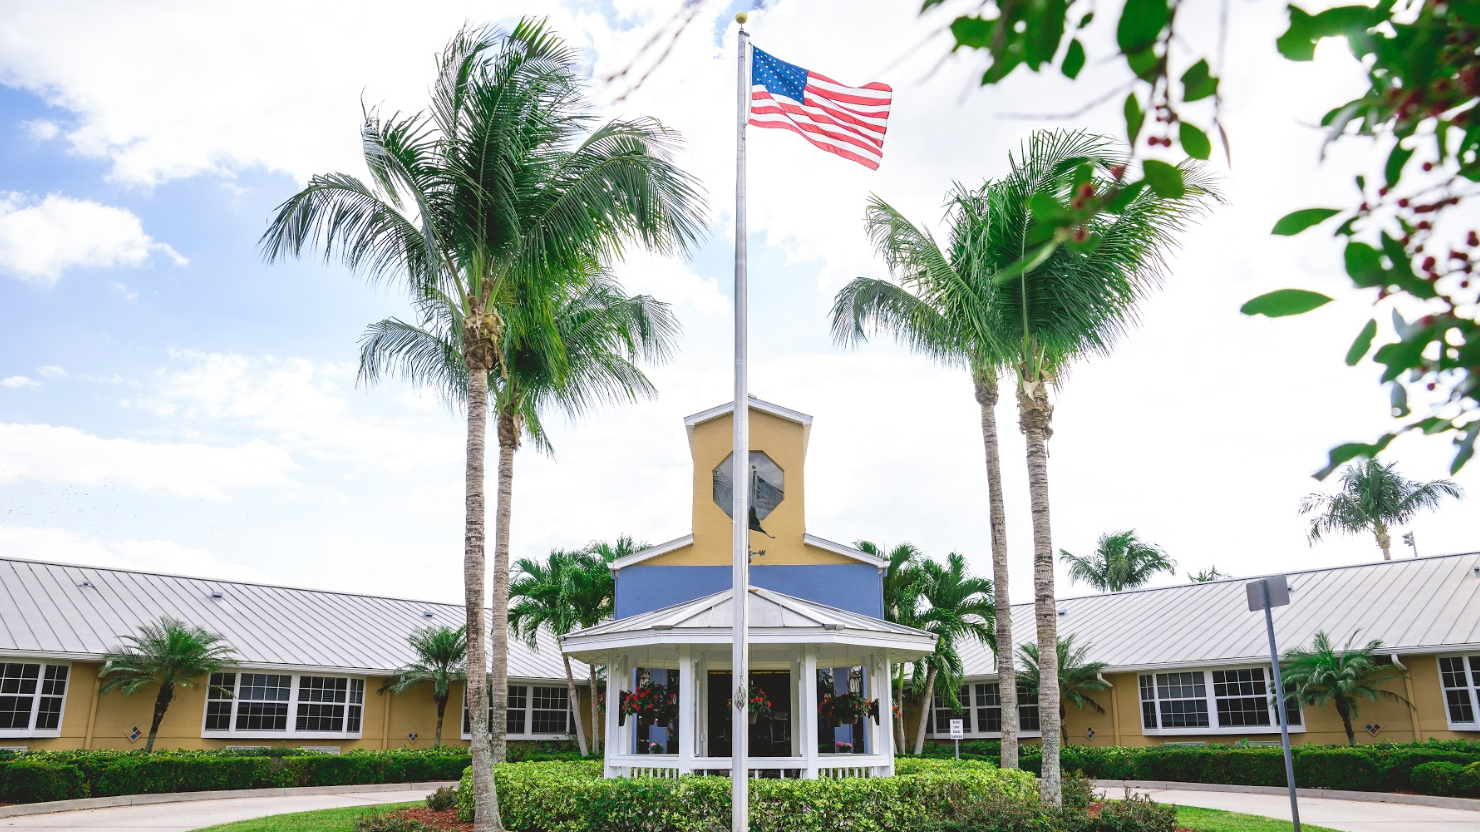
[1093,779,1480,813]
[0,780,457,819]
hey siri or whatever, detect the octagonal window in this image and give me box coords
[713,452,784,521]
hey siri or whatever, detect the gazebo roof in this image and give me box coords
[560,587,936,663]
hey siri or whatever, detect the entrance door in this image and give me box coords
[705,670,792,757]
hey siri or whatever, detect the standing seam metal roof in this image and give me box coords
[0,557,570,680]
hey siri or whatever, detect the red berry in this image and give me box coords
[1398,198,1410,208]
[1111,164,1127,180]
[1423,161,1435,172]
[1427,382,1438,391]
[1422,256,1437,271]
[1079,183,1095,200]
[1379,186,1390,196]
[1467,231,1479,246]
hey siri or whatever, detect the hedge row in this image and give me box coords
[918,739,1480,796]
[1413,761,1480,798]
[0,748,471,804]
[456,759,1040,832]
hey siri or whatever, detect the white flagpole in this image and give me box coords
[731,12,751,832]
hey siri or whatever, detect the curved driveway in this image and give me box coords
[1126,785,1479,832]
[0,786,435,831]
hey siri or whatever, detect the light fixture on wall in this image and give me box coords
[637,669,651,687]
[848,668,862,695]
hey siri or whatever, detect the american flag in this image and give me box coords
[747,46,892,170]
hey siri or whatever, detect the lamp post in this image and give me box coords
[1246,576,1300,832]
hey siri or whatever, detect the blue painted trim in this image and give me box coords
[615,564,883,619]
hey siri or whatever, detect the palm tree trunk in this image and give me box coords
[145,682,174,753]
[1374,521,1392,561]
[589,663,601,754]
[911,665,938,755]
[435,696,447,748]
[1337,698,1355,746]
[975,369,1017,770]
[893,670,906,753]
[563,656,590,756]
[1018,376,1061,806]
[489,404,519,765]
[462,360,502,832]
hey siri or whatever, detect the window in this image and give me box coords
[0,662,68,736]
[202,672,363,737]
[1439,655,1480,727]
[462,683,571,739]
[927,681,1039,737]
[1139,667,1300,734]
[713,452,784,521]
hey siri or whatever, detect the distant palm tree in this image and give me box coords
[1281,630,1412,746]
[98,618,235,752]
[857,540,923,752]
[1018,635,1111,720]
[566,536,638,753]
[835,184,1022,769]
[906,552,994,755]
[260,22,703,827]
[1060,530,1176,593]
[1300,458,1463,560]
[381,626,467,747]
[509,549,594,755]
[1188,566,1230,583]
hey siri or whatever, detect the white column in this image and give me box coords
[873,651,893,775]
[678,646,696,774]
[801,646,819,779]
[604,652,622,777]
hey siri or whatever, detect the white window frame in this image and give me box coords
[1138,665,1303,736]
[200,670,365,740]
[0,661,70,739]
[1437,653,1480,731]
[461,682,575,741]
[925,680,1042,740]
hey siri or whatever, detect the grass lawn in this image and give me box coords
[1177,805,1345,832]
[193,802,419,832]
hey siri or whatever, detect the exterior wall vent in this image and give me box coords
[211,590,225,599]
[422,610,435,619]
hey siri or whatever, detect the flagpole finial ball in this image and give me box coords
[735,11,748,24]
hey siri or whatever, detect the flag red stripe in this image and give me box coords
[749,104,884,157]
[751,96,885,144]
[748,117,880,170]
[804,83,891,107]
[808,72,893,94]
[752,90,887,131]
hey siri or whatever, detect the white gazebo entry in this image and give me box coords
[561,586,936,779]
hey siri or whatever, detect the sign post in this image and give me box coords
[949,718,964,760]
[1246,575,1300,832]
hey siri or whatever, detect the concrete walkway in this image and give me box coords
[0,786,437,831]
[1125,786,1480,831]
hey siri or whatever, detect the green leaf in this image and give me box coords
[1117,0,1170,54]
[1141,160,1185,198]
[1239,289,1334,317]
[1315,434,1394,480]
[1384,143,1413,188]
[1277,6,1319,61]
[1345,319,1378,365]
[951,16,995,49]
[1106,180,1148,213]
[1272,208,1341,236]
[1062,39,1086,79]
[1453,423,1478,474]
[1078,11,1095,27]
[1029,191,1066,222]
[1389,382,1409,418]
[991,242,1059,285]
[1126,46,1158,78]
[1180,59,1219,102]
[1373,337,1428,382]
[1179,123,1212,160]
[1124,93,1145,144]
[1343,241,1383,287]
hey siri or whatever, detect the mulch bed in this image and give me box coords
[398,806,472,831]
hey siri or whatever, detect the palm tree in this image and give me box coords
[1188,566,1230,583]
[97,618,235,752]
[857,540,924,752]
[1300,458,1463,560]
[261,22,703,829]
[509,549,592,755]
[834,184,1022,768]
[1060,530,1176,592]
[569,537,636,753]
[381,626,467,747]
[905,552,994,755]
[1018,635,1111,721]
[1281,630,1412,745]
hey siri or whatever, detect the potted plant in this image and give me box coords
[728,682,774,725]
[834,741,853,754]
[620,680,678,729]
[818,692,871,728]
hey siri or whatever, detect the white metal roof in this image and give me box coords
[957,551,1480,677]
[0,557,571,681]
[561,586,935,662]
[683,396,813,428]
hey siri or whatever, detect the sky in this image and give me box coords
[0,0,1473,608]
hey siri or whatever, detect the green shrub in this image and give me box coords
[0,761,87,803]
[1093,791,1176,832]
[1294,747,1381,791]
[456,759,1038,831]
[1411,761,1480,798]
[425,785,458,811]
[352,808,431,832]
[89,755,272,796]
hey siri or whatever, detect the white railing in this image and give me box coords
[608,754,892,780]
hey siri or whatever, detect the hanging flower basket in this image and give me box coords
[620,681,678,729]
[728,682,774,727]
[819,692,872,727]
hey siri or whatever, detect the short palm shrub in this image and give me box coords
[1093,791,1176,832]
[353,808,431,832]
[425,785,458,811]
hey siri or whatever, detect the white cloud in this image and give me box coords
[1,376,39,389]
[0,192,186,285]
[0,422,298,499]
[36,365,67,378]
[19,119,59,141]
[0,525,269,583]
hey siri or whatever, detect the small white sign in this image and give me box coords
[949,718,964,740]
